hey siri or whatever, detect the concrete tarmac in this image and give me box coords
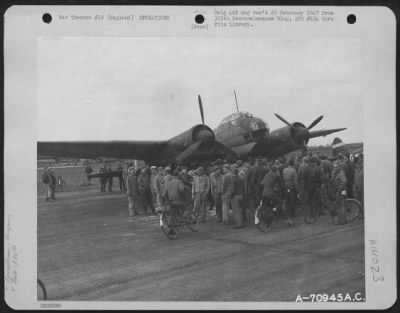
[38,189,365,301]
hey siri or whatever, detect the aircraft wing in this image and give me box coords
[308,128,346,139]
[37,141,168,161]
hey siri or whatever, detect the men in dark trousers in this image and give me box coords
[106,165,113,192]
[99,163,107,192]
[302,156,323,217]
[117,163,126,192]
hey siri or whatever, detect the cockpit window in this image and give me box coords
[220,111,253,125]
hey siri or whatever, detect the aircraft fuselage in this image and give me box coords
[214,111,306,158]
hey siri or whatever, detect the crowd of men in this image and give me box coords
[123,152,364,229]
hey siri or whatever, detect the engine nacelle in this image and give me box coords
[267,124,307,156]
[167,124,215,148]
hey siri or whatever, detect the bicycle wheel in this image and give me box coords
[256,206,274,233]
[304,205,320,224]
[343,198,362,222]
[37,278,47,300]
[160,213,178,240]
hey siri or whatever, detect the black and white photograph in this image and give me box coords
[36,35,366,301]
[4,5,396,310]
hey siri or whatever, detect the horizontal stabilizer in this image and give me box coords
[88,170,122,179]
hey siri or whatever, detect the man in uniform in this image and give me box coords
[48,168,57,200]
[42,167,51,201]
[117,163,126,192]
[282,158,299,217]
[178,167,193,215]
[99,163,107,192]
[353,156,364,210]
[192,166,210,223]
[331,160,348,224]
[297,156,309,197]
[246,158,257,212]
[222,163,233,225]
[254,158,268,207]
[84,163,93,185]
[320,155,333,213]
[261,164,283,209]
[154,167,165,208]
[150,166,158,208]
[163,168,186,234]
[126,167,138,217]
[302,156,323,217]
[210,166,223,223]
[106,165,113,192]
[231,166,245,229]
[343,154,355,198]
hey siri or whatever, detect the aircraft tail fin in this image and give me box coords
[332,137,343,146]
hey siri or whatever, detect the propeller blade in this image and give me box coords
[176,141,202,164]
[234,90,239,112]
[307,115,323,130]
[274,113,292,127]
[198,95,205,126]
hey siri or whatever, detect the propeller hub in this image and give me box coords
[291,123,309,146]
[197,128,214,142]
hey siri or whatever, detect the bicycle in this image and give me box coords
[303,199,322,224]
[254,198,293,233]
[37,278,47,300]
[157,204,199,240]
[303,194,362,225]
[331,198,362,225]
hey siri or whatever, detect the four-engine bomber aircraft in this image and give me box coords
[38,95,346,165]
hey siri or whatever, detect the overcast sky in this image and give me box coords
[38,37,362,145]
